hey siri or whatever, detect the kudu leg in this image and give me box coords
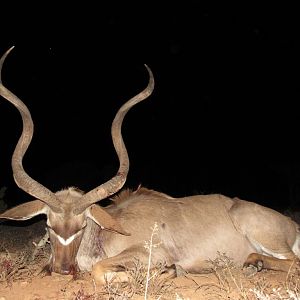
[92,257,129,285]
[92,245,174,285]
[244,253,299,272]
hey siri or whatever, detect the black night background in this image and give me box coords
[0,3,300,214]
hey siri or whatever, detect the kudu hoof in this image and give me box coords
[92,264,128,286]
[243,253,264,276]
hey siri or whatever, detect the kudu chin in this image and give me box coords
[0,47,299,285]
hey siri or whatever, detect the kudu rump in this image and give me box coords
[0,47,299,284]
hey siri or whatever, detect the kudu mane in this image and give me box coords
[111,186,174,205]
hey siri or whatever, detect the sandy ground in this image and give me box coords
[0,220,299,300]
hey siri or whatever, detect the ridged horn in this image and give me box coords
[0,47,62,213]
[74,65,154,214]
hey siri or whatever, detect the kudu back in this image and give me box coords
[0,47,299,285]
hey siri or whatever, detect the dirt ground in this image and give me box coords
[0,220,299,300]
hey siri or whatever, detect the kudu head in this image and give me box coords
[0,47,154,275]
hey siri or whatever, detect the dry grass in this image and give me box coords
[200,252,300,300]
[73,286,97,300]
[0,241,50,284]
[249,269,300,299]
[1,247,298,299]
[2,220,300,299]
[206,251,249,299]
[97,261,175,299]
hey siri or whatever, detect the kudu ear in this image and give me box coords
[87,205,130,236]
[0,200,48,220]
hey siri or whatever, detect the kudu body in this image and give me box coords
[0,48,299,285]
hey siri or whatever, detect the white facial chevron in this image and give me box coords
[54,230,82,246]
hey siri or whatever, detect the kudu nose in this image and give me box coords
[59,263,77,275]
[59,263,71,275]
[52,263,71,275]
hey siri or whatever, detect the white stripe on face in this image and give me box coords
[54,230,82,246]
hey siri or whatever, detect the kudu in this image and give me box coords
[0,47,299,285]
